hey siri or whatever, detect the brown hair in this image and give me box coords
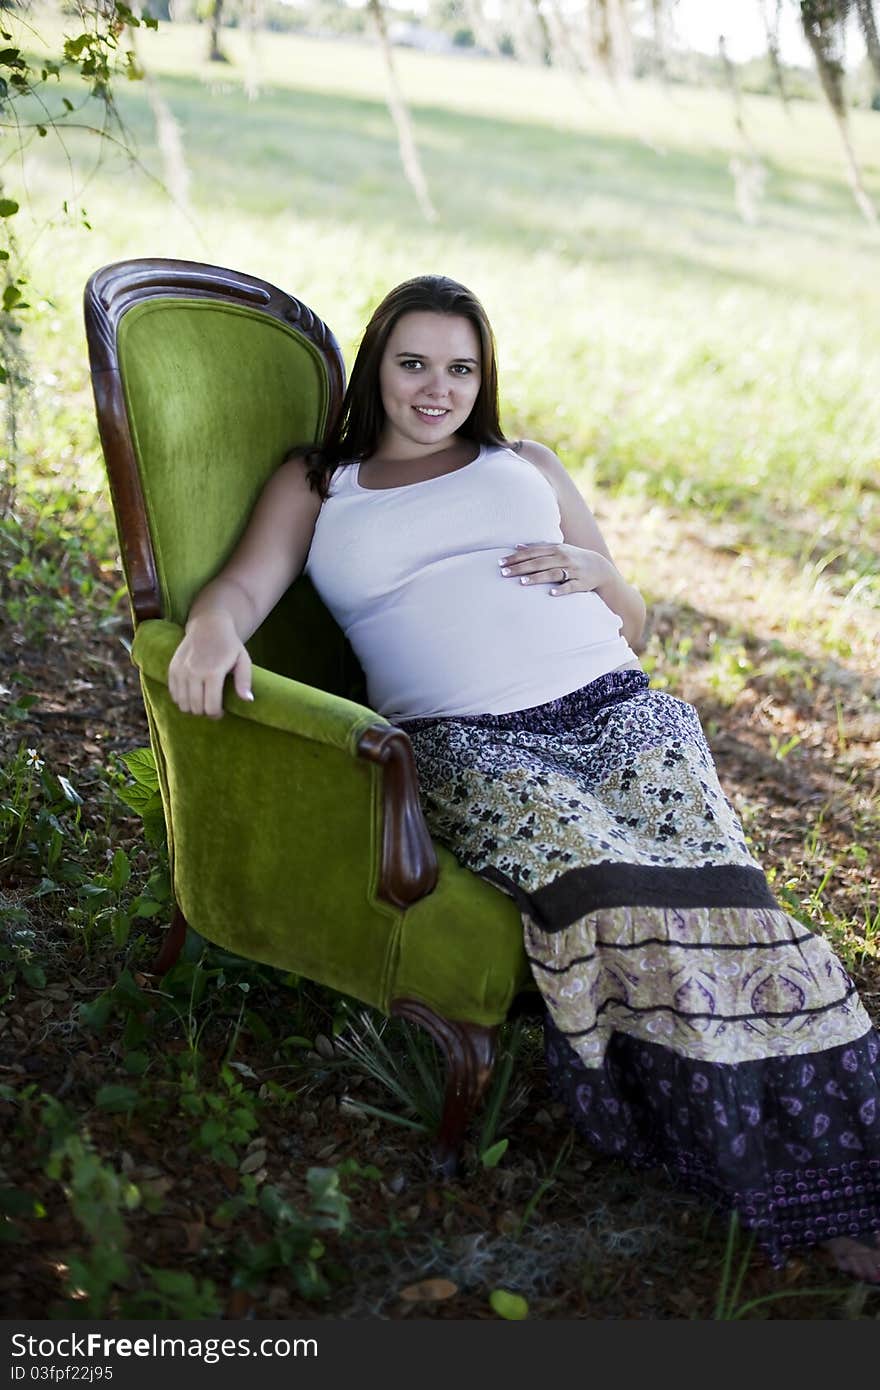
[302,274,510,497]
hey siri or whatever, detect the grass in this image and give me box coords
[1,10,879,1319]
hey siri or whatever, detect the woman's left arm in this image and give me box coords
[502,440,647,651]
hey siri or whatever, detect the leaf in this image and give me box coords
[95,1084,139,1113]
[480,1137,509,1168]
[110,848,131,891]
[132,898,163,919]
[120,747,158,789]
[57,776,83,805]
[79,993,113,1032]
[399,1278,458,1302]
[123,1051,149,1076]
[111,909,131,948]
[0,199,19,218]
[489,1289,529,1320]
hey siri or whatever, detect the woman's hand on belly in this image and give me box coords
[498,542,647,650]
[498,542,612,596]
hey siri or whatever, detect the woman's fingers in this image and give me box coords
[499,550,565,579]
[499,546,574,591]
[169,630,251,717]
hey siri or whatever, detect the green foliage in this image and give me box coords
[45,1124,141,1317]
[116,746,168,849]
[120,1268,221,1319]
[712,1211,843,1319]
[1,3,156,488]
[0,925,45,1008]
[225,1160,377,1300]
[0,742,86,887]
[179,1063,261,1166]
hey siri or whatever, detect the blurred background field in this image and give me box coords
[2,4,880,1319]
[15,18,880,560]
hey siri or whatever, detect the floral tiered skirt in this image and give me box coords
[400,669,880,1266]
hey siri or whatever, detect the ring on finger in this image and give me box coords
[559,567,569,583]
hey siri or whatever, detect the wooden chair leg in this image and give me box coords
[391,997,498,1177]
[151,904,188,976]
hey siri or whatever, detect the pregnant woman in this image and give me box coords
[168,274,880,1281]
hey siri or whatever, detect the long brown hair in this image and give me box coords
[303,275,510,497]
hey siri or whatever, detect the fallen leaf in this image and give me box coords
[239,1149,267,1175]
[490,1289,529,1320]
[399,1278,458,1303]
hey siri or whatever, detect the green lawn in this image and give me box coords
[13,17,880,570]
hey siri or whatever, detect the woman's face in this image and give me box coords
[376,311,482,458]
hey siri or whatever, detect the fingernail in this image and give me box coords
[520,577,529,585]
[245,691,254,701]
[500,567,510,576]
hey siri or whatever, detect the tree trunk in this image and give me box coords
[719,33,766,224]
[368,0,437,223]
[855,0,880,94]
[461,0,509,60]
[650,0,669,77]
[800,0,877,223]
[208,0,228,64]
[760,0,790,110]
[591,0,633,81]
[528,0,554,64]
[130,23,192,216]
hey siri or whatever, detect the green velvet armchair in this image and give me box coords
[83,258,534,1172]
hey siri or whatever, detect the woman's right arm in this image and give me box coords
[168,454,323,718]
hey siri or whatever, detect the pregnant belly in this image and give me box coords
[347,550,631,718]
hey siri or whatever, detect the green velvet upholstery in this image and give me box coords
[102,275,532,1038]
[118,299,357,694]
[133,620,531,1025]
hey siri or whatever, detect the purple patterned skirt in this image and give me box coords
[399,669,880,1267]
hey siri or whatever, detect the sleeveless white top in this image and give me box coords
[304,443,638,720]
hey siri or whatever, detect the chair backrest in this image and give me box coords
[84,258,365,698]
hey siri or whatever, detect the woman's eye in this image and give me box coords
[450,364,472,375]
[400,359,423,370]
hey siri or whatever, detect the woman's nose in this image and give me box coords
[424,372,449,397]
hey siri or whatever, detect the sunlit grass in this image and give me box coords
[7,17,879,585]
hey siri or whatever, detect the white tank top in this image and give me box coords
[304,443,638,720]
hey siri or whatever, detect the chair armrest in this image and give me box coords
[132,617,382,752]
[130,618,438,906]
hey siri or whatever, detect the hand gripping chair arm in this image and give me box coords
[130,619,438,911]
